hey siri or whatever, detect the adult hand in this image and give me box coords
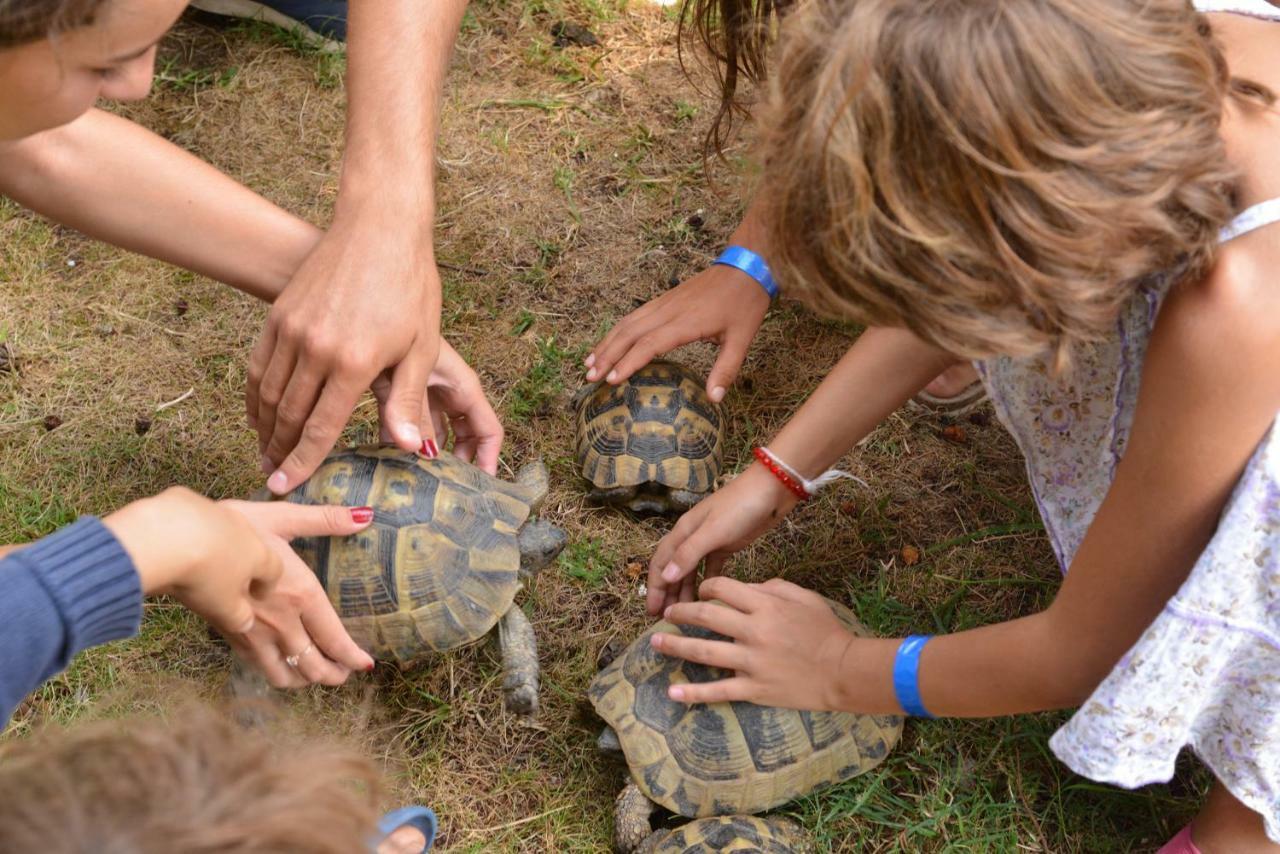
[586,264,770,403]
[651,577,855,710]
[371,339,503,475]
[219,499,377,688]
[110,488,376,688]
[248,218,443,495]
[647,463,799,615]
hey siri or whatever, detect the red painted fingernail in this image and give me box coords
[419,438,439,458]
[365,661,375,672]
[351,507,374,524]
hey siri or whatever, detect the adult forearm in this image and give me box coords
[768,326,957,476]
[0,110,317,300]
[337,0,469,224]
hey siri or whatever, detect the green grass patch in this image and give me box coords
[557,538,613,586]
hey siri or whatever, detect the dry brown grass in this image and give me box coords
[0,3,1204,851]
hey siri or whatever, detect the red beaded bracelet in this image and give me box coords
[752,447,811,501]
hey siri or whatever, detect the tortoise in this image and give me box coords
[573,360,724,515]
[589,597,903,852]
[634,815,809,854]
[280,444,567,717]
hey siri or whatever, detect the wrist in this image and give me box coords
[829,636,900,714]
[745,461,803,512]
[334,169,436,237]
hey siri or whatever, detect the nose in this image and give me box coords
[99,47,157,101]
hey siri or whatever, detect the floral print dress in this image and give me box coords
[975,183,1280,837]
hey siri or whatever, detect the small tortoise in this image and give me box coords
[573,360,724,515]
[589,598,903,852]
[636,816,809,854]
[282,445,566,717]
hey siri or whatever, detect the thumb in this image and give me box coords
[384,347,431,453]
[233,500,374,541]
[706,332,750,404]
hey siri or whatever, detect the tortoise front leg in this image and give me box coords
[614,781,657,854]
[498,604,540,717]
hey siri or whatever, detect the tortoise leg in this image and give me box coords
[634,830,669,854]
[667,489,705,512]
[497,605,540,717]
[225,654,276,730]
[614,781,656,854]
[591,485,639,507]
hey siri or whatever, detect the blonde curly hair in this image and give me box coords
[0,704,385,853]
[759,0,1268,370]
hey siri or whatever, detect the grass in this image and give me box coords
[0,4,1212,852]
[557,538,616,587]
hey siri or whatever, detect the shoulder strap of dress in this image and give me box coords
[1219,198,1280,243]
[1194,0,1280,20]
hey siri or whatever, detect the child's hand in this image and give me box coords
[586,264,770,403]
[651,577,855,711]
[371,339,503,475]
[646,464,800,615]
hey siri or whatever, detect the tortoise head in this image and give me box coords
[517,517,567,579]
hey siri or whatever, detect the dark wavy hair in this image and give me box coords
[0,0,105,47]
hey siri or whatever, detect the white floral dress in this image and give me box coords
[975,184,1280,837]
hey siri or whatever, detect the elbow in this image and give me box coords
[1027,611,1119,710]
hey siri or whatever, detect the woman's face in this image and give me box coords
[0,0,187,141]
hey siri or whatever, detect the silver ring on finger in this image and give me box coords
[284,642,315,669]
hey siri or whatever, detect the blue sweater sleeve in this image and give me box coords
[0,517,142,724]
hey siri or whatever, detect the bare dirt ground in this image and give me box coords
[0,3,1205,850]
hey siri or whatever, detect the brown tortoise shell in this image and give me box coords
[574,360,724,495]
[589,597,903,817]
[644,816,807,853]
[284,446,535,664]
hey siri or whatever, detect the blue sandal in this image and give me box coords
[371,806,437,853]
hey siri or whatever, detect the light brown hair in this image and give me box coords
[758,0,1271,369]
[0,705,384,853]
[0,0,105,47]
[679,0,797,155]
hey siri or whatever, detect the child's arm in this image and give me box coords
[646,325,957,614]
[655,250,1280,716]
[0,109,315,302]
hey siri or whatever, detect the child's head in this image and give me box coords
[0,0,185,140]
[0,704,386,853]
[759,0,1265,369]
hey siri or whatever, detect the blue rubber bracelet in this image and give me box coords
[892,635,935,718]
[713,245,778,300]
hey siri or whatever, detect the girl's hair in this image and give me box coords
[0,704,385,853]
[757,0,1273,370]
[0,0,105,48]
[679,0,797,155]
